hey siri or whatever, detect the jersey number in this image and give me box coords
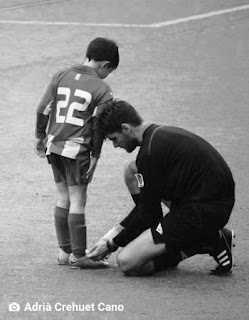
[56,87,92,126]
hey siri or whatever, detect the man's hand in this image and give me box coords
[87,240,110,261]
[87,225,123,260]
[35,138,46,158]
[87,239,119,261]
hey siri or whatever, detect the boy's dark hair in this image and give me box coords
[98,100,143,137]
[86,37,119,69]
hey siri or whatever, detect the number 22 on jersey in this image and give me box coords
[56,87,92,126]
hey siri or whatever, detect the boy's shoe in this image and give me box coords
[58,249,70,265]
[69,253,109,269]
[210,228,235,276]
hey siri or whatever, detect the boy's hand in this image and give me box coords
[86,157,98,182]
[35,138,46,158]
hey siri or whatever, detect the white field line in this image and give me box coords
[0,4,248,28]
[151,3,249,27]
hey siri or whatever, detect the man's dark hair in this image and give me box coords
[98,100,143,137]
[86,37,119,69]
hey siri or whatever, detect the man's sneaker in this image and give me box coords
[210,228,235,276]
[58,249,70,265]
[69,253,109,269]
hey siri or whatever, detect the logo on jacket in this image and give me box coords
[156,223,163,235]
[134,173,144,188]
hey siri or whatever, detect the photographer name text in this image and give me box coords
[9,301,124,312]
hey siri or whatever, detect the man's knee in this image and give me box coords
[116,250,139,275]
[117,250,158,276]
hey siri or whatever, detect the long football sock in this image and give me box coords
[54,206,71,253]
[68,213,86,258]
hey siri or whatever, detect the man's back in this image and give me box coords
[137,125,235,205]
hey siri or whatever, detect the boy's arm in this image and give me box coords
[34,73,58,157]
[35,113,49,157]
[85,116,103,182]
[90,87,113,158]
[90,115,104,159]
[86,88,113,180]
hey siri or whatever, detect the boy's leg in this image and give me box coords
[48,154,71,258]
[68,184,109,269]
[54,182,71,257]
[68,184,88,258]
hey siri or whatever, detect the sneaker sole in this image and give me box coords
[70,264,109,269]
[69,260,109,269]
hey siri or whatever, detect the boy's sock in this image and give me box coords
[68,213,86,258]
[54,206,71,253]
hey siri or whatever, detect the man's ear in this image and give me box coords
[121,123,131,134]
[101,61,111,69]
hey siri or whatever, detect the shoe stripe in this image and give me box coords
[222,260,230,266]
[219,255,230,263]
[211,229,235,275]
[217,250,227,259]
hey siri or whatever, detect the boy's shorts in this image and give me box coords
[151,200,234,251]
[47,153,90,186]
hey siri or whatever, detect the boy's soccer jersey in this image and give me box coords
[37,65,113,160]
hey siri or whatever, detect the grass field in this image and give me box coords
[1,1,249,319]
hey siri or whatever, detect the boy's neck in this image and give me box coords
[83,58,97,68]
[83,59,105,78]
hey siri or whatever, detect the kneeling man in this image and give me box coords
[87,100,235,276]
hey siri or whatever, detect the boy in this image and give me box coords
[35,38,119,268]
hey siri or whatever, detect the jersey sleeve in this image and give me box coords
[35,72,59,139]
[113,201,163,247]
[36,72,59,115]
[120,206,137,228]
